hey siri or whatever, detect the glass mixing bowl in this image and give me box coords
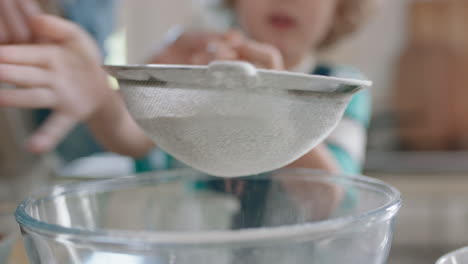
[437,247,468,264]
[16,169,401,264]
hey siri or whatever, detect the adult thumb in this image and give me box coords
[30,14,85,44]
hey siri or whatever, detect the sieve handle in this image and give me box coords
[207,61,258,88]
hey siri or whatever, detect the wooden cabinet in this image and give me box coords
[395,0,468,150]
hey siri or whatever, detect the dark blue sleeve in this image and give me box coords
[61,0,117,56]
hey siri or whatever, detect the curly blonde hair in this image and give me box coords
[224,0,378,49]
[320,0,377,48]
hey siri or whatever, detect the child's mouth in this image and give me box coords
[268,14,297,30]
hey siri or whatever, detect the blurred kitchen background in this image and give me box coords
[3,0,468,263]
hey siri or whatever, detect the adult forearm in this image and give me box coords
[286,144,340,173]
[87,89,155,157]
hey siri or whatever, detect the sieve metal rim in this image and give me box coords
[104,62,372,93]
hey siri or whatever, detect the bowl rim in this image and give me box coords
[104,63,373,91]
[15,168,401,248]
[436,246,468,264]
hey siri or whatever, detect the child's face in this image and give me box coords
[234,0,338,63]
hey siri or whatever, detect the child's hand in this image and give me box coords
[189,30,243,65]
[234,35,285,70]
[237,42,284,70]
[0,0,41,44]
[149,30,240,65]
[185,30,285,70]
[150,30,285,70]
[0,15,111,153]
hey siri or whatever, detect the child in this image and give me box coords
[0,0,374,175]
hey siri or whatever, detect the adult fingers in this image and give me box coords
[0,87,57,108]
[0,45,57,67]
[0,0,32,43]
[0,64,52,87]
[30,15,86,44]
[27,112,77,153]
[0,15,9,43]
[30,15,102,60]
[17,0,43,41]
[17,0,42,19]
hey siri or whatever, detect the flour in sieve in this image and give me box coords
[136,115,296,177]
[134,93,343,177]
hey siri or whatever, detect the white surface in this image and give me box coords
[59,153,134,178]
[122,0,195,63]
[87,253,161,264]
